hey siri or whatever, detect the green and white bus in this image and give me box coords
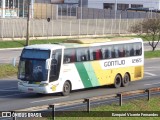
[18,38,144,95]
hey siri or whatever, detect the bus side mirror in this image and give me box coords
[45,59,51,70]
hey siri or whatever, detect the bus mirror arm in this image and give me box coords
[45,59,51,70]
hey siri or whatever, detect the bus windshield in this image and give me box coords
[21,49,50,59]
[18,59,48,82]
[18,49,50,82]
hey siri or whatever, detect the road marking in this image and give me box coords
[144,72,157,76]
[0,117,11,120]
[0,93,27,98]
[144,76,152,78]
[0,47,23,51]
[0,87,17,90]
[144,82,160,86]
[0,90,19,92]
[145,70,157,72]
[146,67,160,69]
[31,96,69,103]
[150,58,160,60]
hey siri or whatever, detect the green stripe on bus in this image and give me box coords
[83,62,100,87]
[75,62,93,88]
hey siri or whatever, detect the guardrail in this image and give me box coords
[9,87,160,120]
[48,87,160,120]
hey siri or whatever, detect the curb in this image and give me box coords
[0,47,23,51]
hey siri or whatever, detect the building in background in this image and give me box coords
[80,0,160,11]
[0,0,78,18]
[0,0,35,18]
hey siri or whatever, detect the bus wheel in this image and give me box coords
[61,81,71,96]
[114,74,122,88]
[122,73,130,87]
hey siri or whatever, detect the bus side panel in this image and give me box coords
[90,61,131,86]
[91,61,112,85]
[61,62,143,91]
[108,65,144,84]
[75,62,93,88]
[75,61,107,88]
[83,62,100,87]
[91,61,144,85]
[61,64,85,90]
[132,65,144,81]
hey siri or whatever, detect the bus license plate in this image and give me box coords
[28,88,33,92]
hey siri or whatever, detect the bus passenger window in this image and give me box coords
[114,45,119,58]
[70,54,75,62]
[137,46,142,55]
[64,48,76,64]
[64,56,71,63]
[96,50,102,60]
[93,50,102,60]
[124,44,130,57]
[119,49,125,57]
[76,48,89,62]
[108,46,112,58]
[81,55,86,61]
[90,47,102,60]
[135,43,142,56]
[118,45,125,57]
[93,52,96,60]
[102,45,112,59]
[130,48,134,56]
[105,50,109,58]
[112,48,116,58]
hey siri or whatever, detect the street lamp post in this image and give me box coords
[31,0,34,18]
[115,0,117,19]
[81,0,82,19]
[2,0,5,18]
[26,0,31,46]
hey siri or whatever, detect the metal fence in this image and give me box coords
[77,8,160,19]
[0,18,143,40]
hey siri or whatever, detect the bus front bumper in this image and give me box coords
[18,84,54,94]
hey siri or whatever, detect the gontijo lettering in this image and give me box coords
[104,60,125,67]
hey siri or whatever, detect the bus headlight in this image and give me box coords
[39,83,48,87]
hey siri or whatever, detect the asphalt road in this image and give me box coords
[0,49,21,64]
[0,58,159,111]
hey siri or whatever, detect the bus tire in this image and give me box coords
[114,74,122,88]
[122,73,130,87]
[61,81,71,96]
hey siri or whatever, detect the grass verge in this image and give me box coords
[0,36,149,49]
[0,64,17,78]
[144,50,160,58]
[0,39,65,48]
[52,96,160,120]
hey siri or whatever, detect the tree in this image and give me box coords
[130,19,160,51]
